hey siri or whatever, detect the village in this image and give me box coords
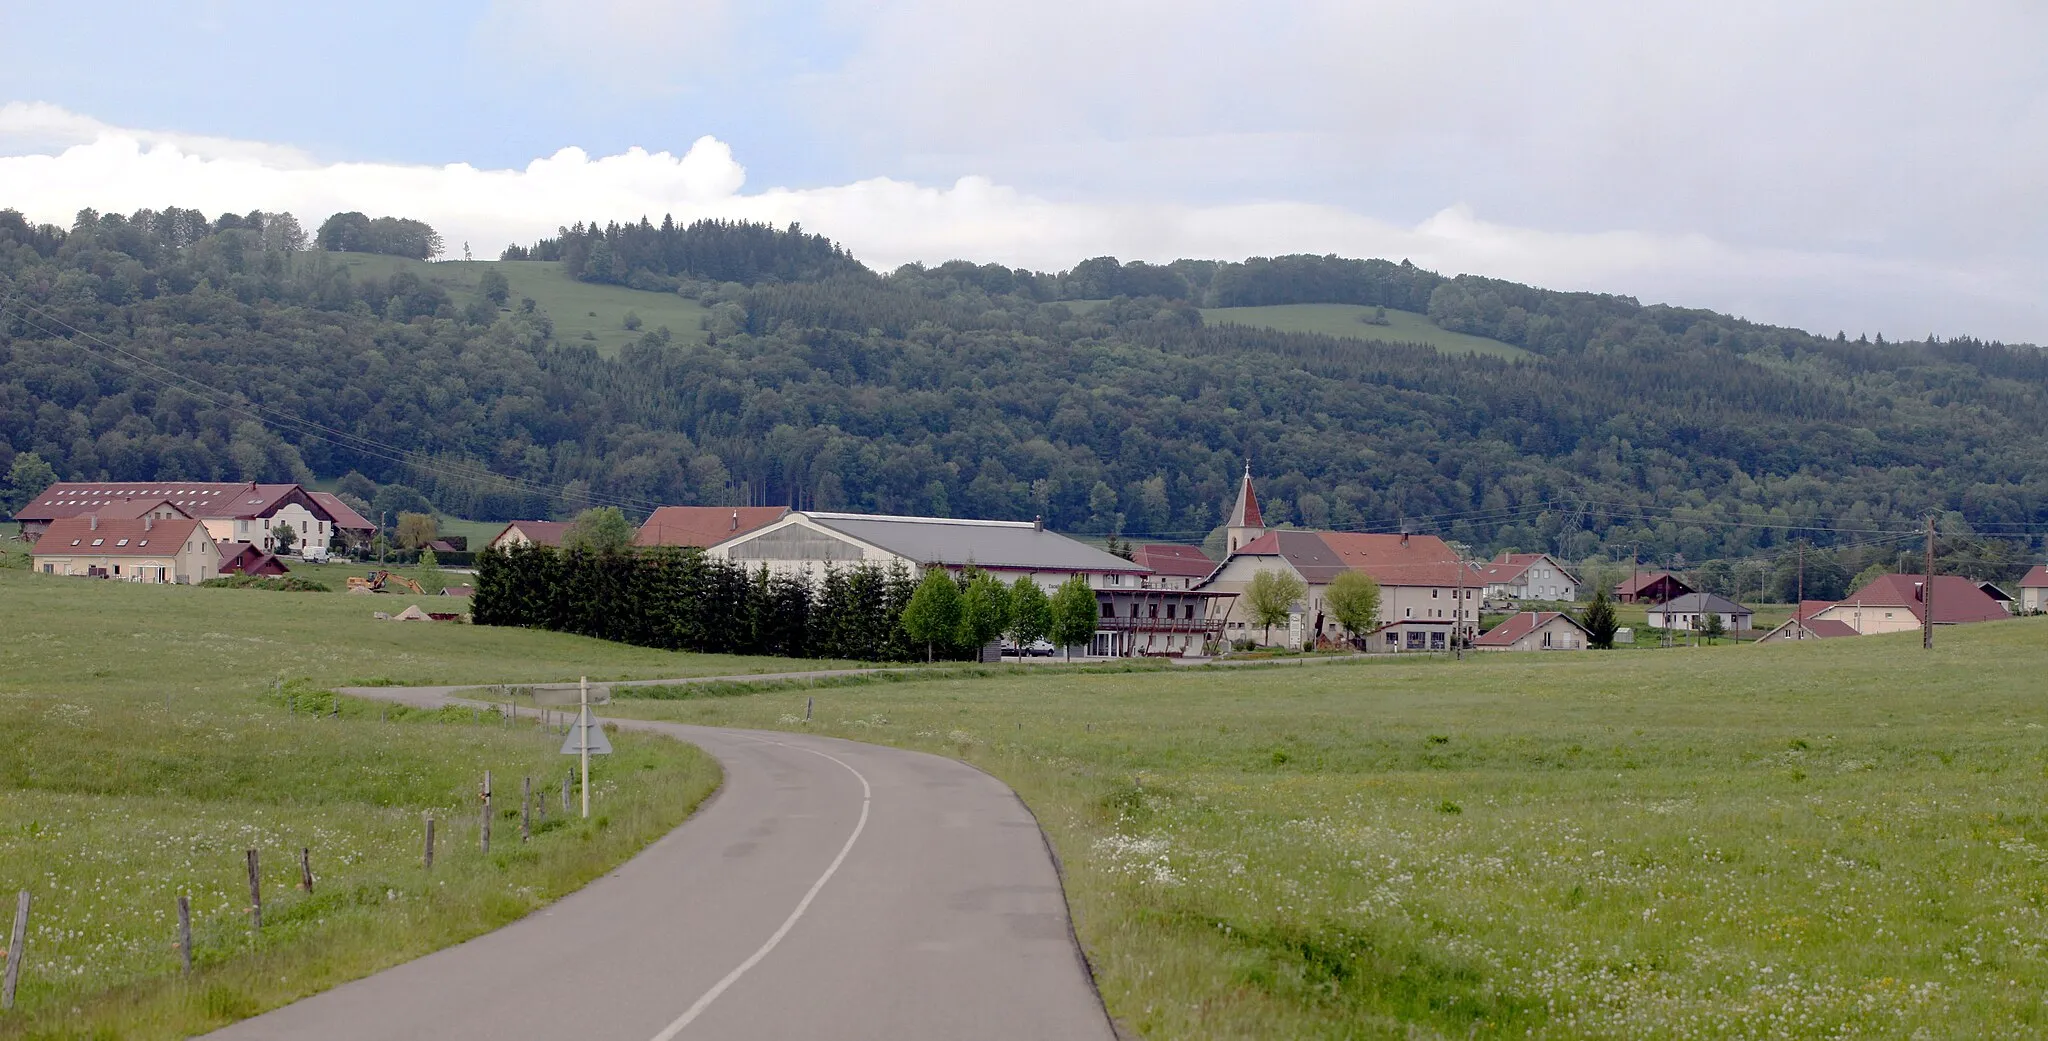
[13,468,2040,658]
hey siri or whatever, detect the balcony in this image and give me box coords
[1095,615,1225,635]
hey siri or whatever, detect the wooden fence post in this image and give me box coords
[177,895,193,974]
[480,771,492,853]
[521,777,532,842]
[2,890,28,1010]
[423,816,435,871]
[299,848,314,894]
[245,850,262,931]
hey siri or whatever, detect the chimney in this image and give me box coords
[89,514,98,531]
[145,516,153,532]
[1400,531,1409,547]
[1034,515,1044,532]
[730,509,739,531]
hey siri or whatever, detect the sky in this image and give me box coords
[1,1,2044,342]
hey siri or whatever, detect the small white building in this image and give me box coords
[1646,593,1754,632]
[2021,566,2048,614]
[1474,611,1591,652]
[1479,553,1581,602]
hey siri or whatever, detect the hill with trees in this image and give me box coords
[1,205,2043,589]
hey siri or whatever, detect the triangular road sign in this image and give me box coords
[559,706,613,756]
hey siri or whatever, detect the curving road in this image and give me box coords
[205,686,1117,1041]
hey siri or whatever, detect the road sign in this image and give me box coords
[560,705,613,756]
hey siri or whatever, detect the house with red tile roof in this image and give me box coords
[2021,566,2048,614]
[1474,611,1591,651]
[13,481,341,559]
[307,492,376,552]
[1130,543,1216,589]
[29,512,220,584]
[1806,573,2013,635]
[635,506,790,549]
[487,520,573,550]
[1614,571,1693,604]
[1756,617,1861,642]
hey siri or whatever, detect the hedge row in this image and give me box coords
[472,545,939,662]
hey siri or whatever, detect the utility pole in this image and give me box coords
[1923,515,1936,651]
[1796,543,1805,641]
[1454,555,1465,661]
[580,676,592,819]
[380,511,389,566]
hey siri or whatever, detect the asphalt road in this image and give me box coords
[204,687,1117,1041]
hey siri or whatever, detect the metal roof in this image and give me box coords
[803,513,1148,573]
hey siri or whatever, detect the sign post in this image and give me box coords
[560,676,612,819]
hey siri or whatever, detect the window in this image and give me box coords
[1385,632,1398,645]
[1102,603,1115,618]
[116,539,129,547]
[42,564,53,574]
[1149,604,1159,619]
[1542,630,1553,648]
[1430,632,1445,649]
[91,538,104,547]
[1404,607,1412,618]
[1431,589,1440,598]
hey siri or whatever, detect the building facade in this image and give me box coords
[30,512,221,583]
[14,482,339,559]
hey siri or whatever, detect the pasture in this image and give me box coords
[605,618,2048,1039]
[0,569,843,1039]
[1200,303,1532,359]
[308,253,709,357]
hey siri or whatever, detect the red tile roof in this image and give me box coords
[1474,611,1588,647]
[15,482,332,522]
[218,542,290,575]
[490,520,572,548]
[91,498,193,521]
[635,506,790,548]
[1228,529,1476,588]
[32,514,208,556]
[307,492,375,532]
[1615,571,1691,596]
[1839,573,2011,625]
[1131,543,1216,578]
[2021,565,2048,590]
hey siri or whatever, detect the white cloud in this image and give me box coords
[0,102,2040,342]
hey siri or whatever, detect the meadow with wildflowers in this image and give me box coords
[602,617,2048,1039]
[0,568,833,1039]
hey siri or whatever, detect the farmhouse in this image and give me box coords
[1756,617,1860,642]
[1804,574,2011,634]
[635,506,789,549]
[1615,571,1693,604]
[1474,611,1592,651]
[1646,593,1754,632]
[307,492,376,553]
[1130,543,1216,590]
[14,481,341,559]
[30,512,220,583]
[1479,552,1580,602]
[487,520,572,550]
[2021,566,2048,614]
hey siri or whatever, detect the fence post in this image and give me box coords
[245,850,262,931]
[299,847,314,894]
[561,775,570,814]
[479,771,492,854]
[177,895,193,974]
[521,777,532,842]
[423,816,435,871]
[2,890,28,1010]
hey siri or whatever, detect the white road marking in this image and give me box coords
[648,739,873,1040]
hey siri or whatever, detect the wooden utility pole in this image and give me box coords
[580,677,591,820]
[1924,515,1936,650]
[1796,544,1805,641]
[1454,556,1466,661]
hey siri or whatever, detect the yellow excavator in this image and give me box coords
[347,570,426,594]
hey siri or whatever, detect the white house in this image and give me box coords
[15,481,340,560]
[1646,593,1754,632]
[2020,566,2048,614]
[1479,553,1580,602]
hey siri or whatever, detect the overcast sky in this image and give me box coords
[1,1,2043,342]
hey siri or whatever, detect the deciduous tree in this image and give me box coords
[1245,569,1306,645]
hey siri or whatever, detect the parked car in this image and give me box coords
[1002,640,1058,657]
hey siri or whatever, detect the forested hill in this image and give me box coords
[2,206,2044,586]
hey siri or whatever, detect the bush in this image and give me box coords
[201,575,332,592]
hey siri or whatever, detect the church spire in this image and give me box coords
[1226,462,1265,554]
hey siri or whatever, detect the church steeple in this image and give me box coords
[1226,462,1265,555]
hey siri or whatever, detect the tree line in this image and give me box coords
[473,543,1104,662]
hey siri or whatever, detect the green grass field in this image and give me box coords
[0,569,856,1039]
[1200,303,1532,359]
[602,618,2048,1039]
[311,253,708,357]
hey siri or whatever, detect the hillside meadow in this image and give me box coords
[601,619,2048,1039]
[1199,302,1533,359]
[0,568,846,1040]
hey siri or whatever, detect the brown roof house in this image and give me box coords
[487,520,572,550]
[1756,617,1862,642]
[1805,574,2012,635]
[1479,553,1581,602]
[636,506,789,549]
[30,511,221,584]
[1614,571,1693,604]
[307,492,376,551]
[1474,611,1593,651]
[1130,543,1216,590]
[15,481,341,560]
[2021,566,2048,615]
[218,542,291,576]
